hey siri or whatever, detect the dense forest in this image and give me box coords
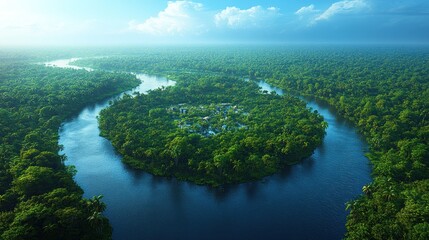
[0,51,140,239]
[0,46,427,239]
[74,46,429,239]
[98,75,326,186]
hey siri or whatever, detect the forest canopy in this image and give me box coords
[0,52,140,239]
[99,75,326,186]
[0,45,428,239]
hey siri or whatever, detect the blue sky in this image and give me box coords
[0,0,428,45]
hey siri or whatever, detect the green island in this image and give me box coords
[0,51,140,239]
[98,75,326,186]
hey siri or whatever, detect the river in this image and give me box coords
[48,59,371,240]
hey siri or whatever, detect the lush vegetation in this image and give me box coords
[0,46,427,239]
[261,48,429,240]
[0,51,140,239]
[99,75,326,186]
[75,45,429,239]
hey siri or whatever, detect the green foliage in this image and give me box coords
[99,75,326,186]
[0,51,139,239]
[1,189,111,240]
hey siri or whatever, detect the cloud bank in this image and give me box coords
[214,6,280,29]
[124,0,428,43]
[130,1,281,36]
[131,0,370,36]
[129,1,207,36]
[1,0,428,45]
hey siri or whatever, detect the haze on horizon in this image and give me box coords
[0,0,428,46]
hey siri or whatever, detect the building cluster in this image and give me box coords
[166,103,248,137]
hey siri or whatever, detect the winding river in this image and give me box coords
[48,59,371,240]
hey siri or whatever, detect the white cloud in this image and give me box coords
[214,6,280,29]
[315,0,368,21]
[130,2,282,36]
[295,0,369,26]
[295,4,321,24]
[295,5,319,16]
[129,1,207,36]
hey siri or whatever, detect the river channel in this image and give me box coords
[48,59,371,240]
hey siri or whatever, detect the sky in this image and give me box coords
[0,0,428,46]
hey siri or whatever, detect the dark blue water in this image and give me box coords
[59,73,371,240]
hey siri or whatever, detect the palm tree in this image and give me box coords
[87,195,107,234]
[88,195,106,213]
[362,184,373,197]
